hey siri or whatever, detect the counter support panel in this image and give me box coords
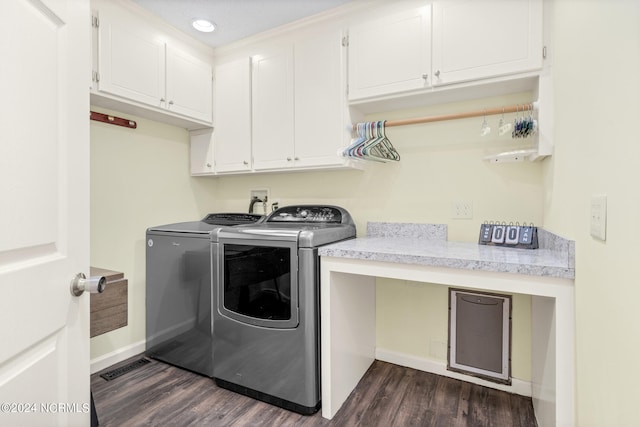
[319,257,574,427]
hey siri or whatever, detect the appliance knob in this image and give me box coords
[299,210,308,218]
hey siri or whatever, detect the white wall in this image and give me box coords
[544,1,640,425]
[89,106,218,360]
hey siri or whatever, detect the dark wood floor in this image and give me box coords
[91,355,537,427]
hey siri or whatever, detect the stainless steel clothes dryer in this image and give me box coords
[211,205,356,414]
[145,213,263,377]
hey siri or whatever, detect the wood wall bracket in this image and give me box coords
[90,111,137,129]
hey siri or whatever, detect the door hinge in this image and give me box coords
[542,46,547,59]
[342,35,349,47]
[91,15,99,28]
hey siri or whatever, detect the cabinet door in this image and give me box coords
[98,7,165,107]
[166,46,213,123]
[190,129,214,175]
[294,31,348,168]
[432,0,543,86]
[252,46,295,170]
[348,6,431,100]
[213,58,252,173]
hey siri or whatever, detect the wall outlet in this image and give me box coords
[590,194,607,241]
[452,200,473,219]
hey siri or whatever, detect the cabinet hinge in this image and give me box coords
[542,46,547,59]
[91,15,99,28]
[341,36,349,47]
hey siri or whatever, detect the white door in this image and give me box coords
[294,30,347,168]
[348,6,431,101]
[189,129,215,176]
[98,3,165,107]
[0,1,90,427]
[431,0,543,86]
[252,45,295,171]
[166,45,213,123]
[213,58,252,173]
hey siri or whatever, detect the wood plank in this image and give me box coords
[91,356,537,427]
[90,274,128,337]
[90,279,127,311]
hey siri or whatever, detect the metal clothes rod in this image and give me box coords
[362,101,539,129]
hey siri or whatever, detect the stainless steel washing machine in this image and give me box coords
[211,205,356,414]
[145,213,263,377]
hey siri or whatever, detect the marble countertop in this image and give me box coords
[319,222,575,279]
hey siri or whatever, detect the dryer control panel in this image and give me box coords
[267,205,343,223]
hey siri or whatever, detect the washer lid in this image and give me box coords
[147,213,264,234]
[147,221,218,234]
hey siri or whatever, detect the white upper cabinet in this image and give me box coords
[208,28,358,175]
[347,0,543,101]
[348,6,432,101]
[94,1,213,125]
[213,58,252,173]
[251,45,295,171]
[252,30,355,172]
[431,0,543,86]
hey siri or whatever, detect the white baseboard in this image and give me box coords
[90,340,146,375]
[375,348,532,397]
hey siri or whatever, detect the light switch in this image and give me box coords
[590,195,607,241]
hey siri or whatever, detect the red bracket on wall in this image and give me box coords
[90,111,137,129]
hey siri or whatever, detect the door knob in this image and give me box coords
[70,273,106,297]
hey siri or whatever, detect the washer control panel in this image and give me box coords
[268,205,343,223]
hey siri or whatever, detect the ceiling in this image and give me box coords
[131,0,354,49]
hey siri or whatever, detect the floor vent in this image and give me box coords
[100,358,150,381]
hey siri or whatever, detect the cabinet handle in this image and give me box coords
[243,161,248,166]
[422,74,428,80]
[435,70,441,78]
[168,100,174,105]
[294,157,299,161]
[287,157,292,161]
[206,163,212,168]
[160,98,166,103]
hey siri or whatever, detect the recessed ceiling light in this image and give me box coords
[192,19,215,33]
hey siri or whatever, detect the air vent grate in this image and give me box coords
[100,358,150,381]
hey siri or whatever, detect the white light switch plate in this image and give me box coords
[590,195,607,241]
